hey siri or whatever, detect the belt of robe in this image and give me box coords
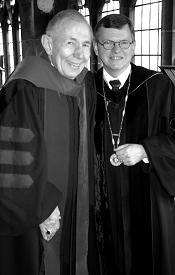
[76,83,89,275]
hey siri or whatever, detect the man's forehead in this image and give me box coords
[54,19,92,41]
[97,25,132,38]
[56,17,88,30]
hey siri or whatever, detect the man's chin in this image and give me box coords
[109,64,127,72]
[63,63,86,79]
[64,72,81,80]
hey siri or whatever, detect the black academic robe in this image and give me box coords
[95,63,175,275]
[0,56,100,275]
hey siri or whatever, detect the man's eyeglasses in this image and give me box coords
[97,40,133,50]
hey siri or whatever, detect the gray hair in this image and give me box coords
[45,9,93,39]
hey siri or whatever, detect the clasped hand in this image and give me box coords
[39,206,61,241]
[115,144,147,166]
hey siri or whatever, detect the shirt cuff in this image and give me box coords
[142,158,149,163]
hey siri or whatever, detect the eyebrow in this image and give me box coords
[68,37,91,44]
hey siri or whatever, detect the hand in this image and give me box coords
[39,206,61,241]
[115,144,147,166]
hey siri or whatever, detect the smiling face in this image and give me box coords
[43,18,92,79]
[94,24,135,78]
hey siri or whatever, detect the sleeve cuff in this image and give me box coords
[142,157,149,163]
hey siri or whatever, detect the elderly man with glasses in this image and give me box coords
[93,13,175,275]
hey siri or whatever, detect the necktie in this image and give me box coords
[109,79,121,92]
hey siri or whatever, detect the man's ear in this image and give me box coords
[41,34,52,55]
[93,40,99,56]
[131,40,136,57]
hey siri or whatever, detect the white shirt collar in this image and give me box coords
[103,64,131,89]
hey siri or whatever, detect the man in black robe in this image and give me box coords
[93,14,175,275]
[0,9,100,275]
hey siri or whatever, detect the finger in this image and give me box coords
[45,230,56,241]
[40,226,52,241]
[45,230,53,241]
[42,229,53,241]
[116,144,129,151]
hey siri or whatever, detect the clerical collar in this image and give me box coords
[103,64,131,89]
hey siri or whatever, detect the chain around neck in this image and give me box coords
[103,71,132,151]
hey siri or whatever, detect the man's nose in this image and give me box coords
[74,45,84,58]
[113,42,121,52]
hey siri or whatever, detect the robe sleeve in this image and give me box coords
[142,76,175,196]
[0,79,62,236]
[85,71,96,127]
[85,71,96,206]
